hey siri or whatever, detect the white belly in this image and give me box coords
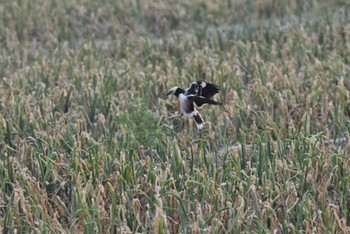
[179,93,197,118]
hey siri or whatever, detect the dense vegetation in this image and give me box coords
[1,0,350,232]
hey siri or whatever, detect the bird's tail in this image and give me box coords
[193,111,204,129]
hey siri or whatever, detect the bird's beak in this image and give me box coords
[166,91,172,96]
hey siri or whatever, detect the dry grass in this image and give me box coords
[1,0,350,233]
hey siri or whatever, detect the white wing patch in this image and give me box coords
[200,82,207,88]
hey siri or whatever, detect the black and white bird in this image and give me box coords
[166,81,222,129]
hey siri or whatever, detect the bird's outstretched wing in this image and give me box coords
[188,95,222,107]
[197,81,220,99]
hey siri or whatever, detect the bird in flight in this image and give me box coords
[166,81,222,129]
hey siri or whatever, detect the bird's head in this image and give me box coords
[166,86,179,96]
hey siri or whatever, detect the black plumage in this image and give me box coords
[196,81,220,99]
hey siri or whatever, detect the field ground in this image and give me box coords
[1,0,350,233]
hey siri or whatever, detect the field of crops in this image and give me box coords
[1,0,350,233]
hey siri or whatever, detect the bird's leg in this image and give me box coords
[167,113,183,119]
